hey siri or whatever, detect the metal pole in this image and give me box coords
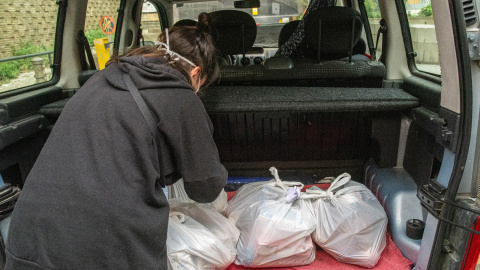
[31,57,46,83]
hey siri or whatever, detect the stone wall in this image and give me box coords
[0,0,119,59]
[0,0,58,59]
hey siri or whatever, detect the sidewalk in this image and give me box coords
[0,68,52,93]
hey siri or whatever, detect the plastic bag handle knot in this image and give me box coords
[269,167,304,190]
[169,211,186,223]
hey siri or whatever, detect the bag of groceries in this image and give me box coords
[169,200,240,255]
[167,211,236,270]
[229,167,316,268]
[227,168,304,224]
[305,173,387,268]
[169,178,228,215]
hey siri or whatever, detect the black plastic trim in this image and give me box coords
[463,0,477,26]
[0,86,63,122]
[114,0,127,53]
[404,76,441,113]
[0,115,50,150]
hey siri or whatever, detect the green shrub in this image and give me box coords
[365,0,381,18]
[0,61,20,83]
[85,27,114,44]
[11,41,49,71]
[419,4,432,17]
[0,41,51,83]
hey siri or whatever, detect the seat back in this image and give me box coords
[304,6,363,61]
[209,10,256,56]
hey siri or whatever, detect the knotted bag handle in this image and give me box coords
[268,167,304,191]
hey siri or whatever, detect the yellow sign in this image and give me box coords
[252,8,258,15]
[94,38,110,70]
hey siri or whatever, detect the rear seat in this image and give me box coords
[217,6,385,87]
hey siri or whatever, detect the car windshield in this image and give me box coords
[173,0,307,48]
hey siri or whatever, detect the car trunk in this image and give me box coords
[199,84,427,266]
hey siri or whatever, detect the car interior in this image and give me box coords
[0,0,477,269]
[32,0,427,265]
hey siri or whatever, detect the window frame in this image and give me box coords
[394,0,442,84]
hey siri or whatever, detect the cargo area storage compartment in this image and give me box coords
[201,86,419,179]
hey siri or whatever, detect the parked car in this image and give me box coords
[0,0,479,269]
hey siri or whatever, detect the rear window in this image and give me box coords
[0,1,57,93]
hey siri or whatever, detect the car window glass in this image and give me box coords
[365,0,383,59]
[173,0,308,48]
[85,0,120,70]
[0,1,57,93]
[405,1,441,76]
[141,0,162,45]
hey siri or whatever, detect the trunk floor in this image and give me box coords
[225,185,414,270]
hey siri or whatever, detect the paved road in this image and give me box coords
[417,64,441,75]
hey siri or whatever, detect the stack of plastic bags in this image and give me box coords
[166,179,239,270]
[304,173,388,268]
[166,169,388,269]
[227,167,316,268]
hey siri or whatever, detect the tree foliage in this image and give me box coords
[419,3,432,17]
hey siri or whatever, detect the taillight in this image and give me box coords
[461,216,480,270]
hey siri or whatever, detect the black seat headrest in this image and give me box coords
[209,10,257,55]
[304,6,363,60]
[174,19,197,27]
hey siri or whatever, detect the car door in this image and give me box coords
[0,0,66,188]
[387,0,479,269]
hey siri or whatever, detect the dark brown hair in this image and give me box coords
[108,12,219,89]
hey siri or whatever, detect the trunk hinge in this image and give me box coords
[417,179,447,215]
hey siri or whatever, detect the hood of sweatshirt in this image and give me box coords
[105,55,194,92]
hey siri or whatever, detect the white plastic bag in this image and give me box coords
[232,168,316,268]
[227,167,304,225]
[167,211,235,270]
[169,178,228,215]
[306,173,387,268]
[169,201,240,255]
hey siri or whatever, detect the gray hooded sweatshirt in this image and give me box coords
[5,56,227,269]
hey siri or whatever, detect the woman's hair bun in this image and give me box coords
[197,12,212,32]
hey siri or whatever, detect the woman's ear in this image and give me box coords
[190,66,201,78]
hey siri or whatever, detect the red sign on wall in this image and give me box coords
[99,16,116,35]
